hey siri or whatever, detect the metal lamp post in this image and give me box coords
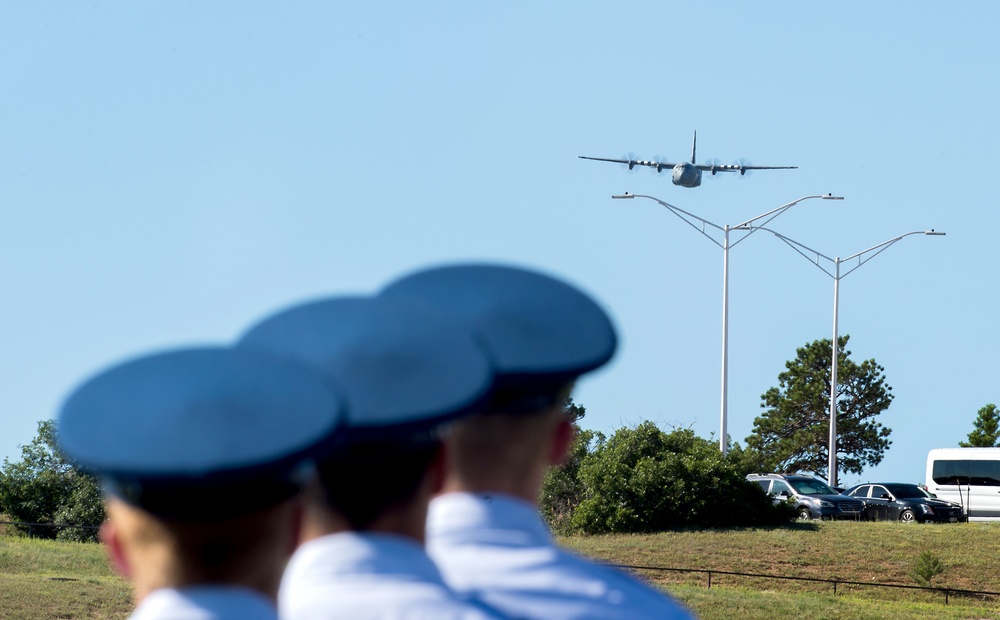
[752,227,946,487]
[610,193,843,455]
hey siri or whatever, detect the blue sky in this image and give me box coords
[1,3,996,488]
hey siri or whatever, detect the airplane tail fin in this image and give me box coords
[690,131,697,164]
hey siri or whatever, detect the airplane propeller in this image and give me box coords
[704,158,724,176]
[651,156,671,174]
[734,158,753,176]
[621,153,638,171]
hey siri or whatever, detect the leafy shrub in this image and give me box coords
[54,473,104,542]
[0,420,104,541]
[560,422,793,534]
[540,425,603,535]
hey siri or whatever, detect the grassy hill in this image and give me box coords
[0,534,131,620]
[3,521,1000,619]
[560,520,1000,618]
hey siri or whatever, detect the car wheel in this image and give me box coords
[899,509,916,523]
[797,507,811,521]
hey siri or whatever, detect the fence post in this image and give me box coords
[833,580,838,596]
[707,571,712,589]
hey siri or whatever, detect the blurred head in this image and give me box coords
[236,295,494,538]
[102,495,303,600]
[380,263,617,500]
[57,346,345,600]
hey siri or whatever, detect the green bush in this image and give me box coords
[54,473,104,542]
[540,425,603,535]
[563,422,794,534]
[0,420,104,541]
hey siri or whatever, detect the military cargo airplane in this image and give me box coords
[579,131,797,188]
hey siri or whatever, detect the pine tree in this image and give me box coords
[960,404,1000,447]
[745,335,893,478]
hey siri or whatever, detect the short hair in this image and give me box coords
[446,406,566,488]
[108,497,298,587]
[314,439,441,530]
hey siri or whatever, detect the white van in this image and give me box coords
[925,448,1000,521]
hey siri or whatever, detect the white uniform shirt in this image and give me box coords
[279,531,506,620]
[129,586,277,620]
[427,493,695,620]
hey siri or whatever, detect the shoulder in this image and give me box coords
[432,530,693,619]
[130,587,277,620]
[281,579,504,620]
[280,534,505,620]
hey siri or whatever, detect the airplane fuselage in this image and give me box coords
[672,162,702,188]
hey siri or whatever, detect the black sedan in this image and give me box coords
[844,482,965,523]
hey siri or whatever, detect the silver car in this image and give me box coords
[747,473,863,521]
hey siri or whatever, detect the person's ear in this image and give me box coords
[549,416,575,466]
[100,519,132,578]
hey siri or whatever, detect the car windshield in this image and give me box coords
[883,483,926,499]
[788,478,836,495]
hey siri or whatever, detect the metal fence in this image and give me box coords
[2,522,996,607]
[614,562,1000,605]
[0,520,99,539]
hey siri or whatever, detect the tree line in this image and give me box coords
[7,334,989,539]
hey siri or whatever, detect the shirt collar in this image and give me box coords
[427,492,553,546]
[290,531,446,582]
[130,586,276,620]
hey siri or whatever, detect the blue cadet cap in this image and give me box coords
[236,296,494,442]
[379,263,617,410]
[57,347,345,520]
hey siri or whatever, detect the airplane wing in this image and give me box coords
[579,155,797,175]
[578,155,679,171]
[695,163,798,173]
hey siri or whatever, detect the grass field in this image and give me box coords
[0,534,131,620]
[560,520,1000,619]
[3,521,1000,619]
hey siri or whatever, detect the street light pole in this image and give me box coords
[611,192,843,455]
[830,258,841,488]
[752,227,946,487]
[721,224,731,453]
